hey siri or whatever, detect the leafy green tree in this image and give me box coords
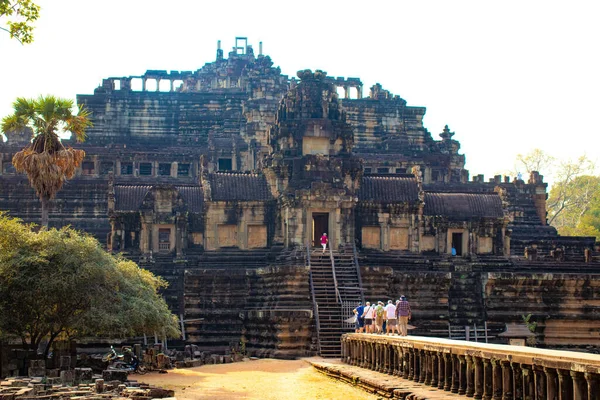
[0,0,39,44]
[1,96,92,227]
[0,214,180,358]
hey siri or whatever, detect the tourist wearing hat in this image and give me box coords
[362,302,374,333]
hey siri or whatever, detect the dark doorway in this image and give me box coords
[451,232,463,256]
[313,213,329,248]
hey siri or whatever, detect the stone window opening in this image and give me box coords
[377,167,389,174]
[218,158,233,171]
[336,86,345,100]
[100,161,113,175]
[145,79,158,92]
[158,228,171,252]
[178,163,190,176]
[81,161,95,175]
[432,169,441,182]
[348,87,359,99]
[158,163,171,176]
[172,80,184,92]
[364,167,372,174]
[2,161,15,174]
[130,78,143,91]
[120,162,133,175]
[395,168,403,174]
[139,163,153,176]
[113,80,121,90]
[158,80,171,92]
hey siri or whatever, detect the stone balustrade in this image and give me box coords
[342,333,600,399]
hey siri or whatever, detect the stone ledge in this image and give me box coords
[307,358,462,399]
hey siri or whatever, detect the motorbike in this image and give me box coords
[102,346,147,374]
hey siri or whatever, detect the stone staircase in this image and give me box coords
[309,247,363,358]
[447,257,485,326]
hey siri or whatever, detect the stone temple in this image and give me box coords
[1,38,599,358]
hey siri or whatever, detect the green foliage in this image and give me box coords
[0,0,39,44]
[547,155,600,240]
[0,214,180,355]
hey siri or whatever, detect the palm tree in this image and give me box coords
[1,95,92,228]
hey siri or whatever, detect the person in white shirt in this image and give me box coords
[384,300,398,335]
[362,302,374,333]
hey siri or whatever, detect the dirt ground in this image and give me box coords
[139,358,378,399]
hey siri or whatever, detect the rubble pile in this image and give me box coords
[0,376,175,400]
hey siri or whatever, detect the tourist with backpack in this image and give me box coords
[375,301,385,334]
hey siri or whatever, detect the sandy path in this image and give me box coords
[138,358,378,400]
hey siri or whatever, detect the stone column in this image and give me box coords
[466,355,475,397]
[500,361,512,400]
[473,356,484,400]
[534,365,546,399]
[585,372,598,400]
[437,352,445,389]
[544,367,557,400]
[557,369,572,400]
[431,352,439,387]
[458,355,467,395]
[444,353,452,391]
[419,350,426,383]
[571,371,585,400]
[522,365,533,400]
[483,358,493,400]
[511,363,523,400]
[407,349,414,380]
[424,351,432,385]
[413,349,420,382]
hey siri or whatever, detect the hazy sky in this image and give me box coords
[1,0,598,183]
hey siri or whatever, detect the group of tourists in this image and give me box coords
[352,296,412,336]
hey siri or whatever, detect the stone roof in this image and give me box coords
[208,172,272,201]
[175,186,204,213]
[114,185,152,211]
[423,192,504,219]
[358,176,420,203]
[113,185,203,212]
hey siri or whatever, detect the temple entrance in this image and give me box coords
[312,213,329,248]
[451,232,463,256]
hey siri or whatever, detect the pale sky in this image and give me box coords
[1,0,599,184]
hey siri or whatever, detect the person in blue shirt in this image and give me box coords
[353,302,365,333]
[451,247,457,256]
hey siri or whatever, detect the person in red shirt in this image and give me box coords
[320,233,328,254]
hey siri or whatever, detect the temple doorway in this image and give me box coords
[312,213,329,248]
[451,232,463,256]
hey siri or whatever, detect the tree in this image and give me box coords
[0,0,39,44]
[1,96,92,228]
[0,214,180,358]
[513,148,555,178]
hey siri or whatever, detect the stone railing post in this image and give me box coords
[419,350,427,383]
[407,348,414,380]
[511,362,523,400]
[474,356,484,400]
[458,355,467,395]
[521,364,533,400]
[483,358,493,400]
[557,369,573,400]
[431,352,438,387]
[534,365,546,399]
[437,352,445,389]
[444,353,452,391]
[466,355,475,397]
[585,372,598,400]
[571,371,586,400]
[544,367,557,400]
[424,351,432,385]
[500,361,512,400]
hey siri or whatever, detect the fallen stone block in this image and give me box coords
[102,369,129,382]
[60,370,74,385]
[74,367,93,383]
